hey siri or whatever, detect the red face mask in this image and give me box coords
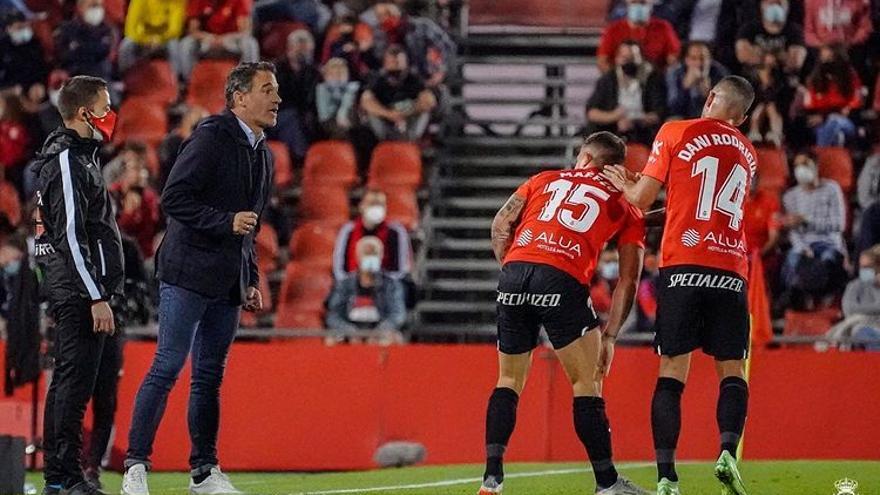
[87,109,117,142]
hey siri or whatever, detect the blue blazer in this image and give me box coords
[157,110,274,304]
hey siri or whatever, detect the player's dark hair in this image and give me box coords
[225,61,277,110]
[582,131,626,166]
[57,75,108,121]
[716,75,755,116]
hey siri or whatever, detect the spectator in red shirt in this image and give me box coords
[597,0,681,72]
[176,0,259,80]
[804,0,872,50]
[110,149,160,258]
[803,43,862,146]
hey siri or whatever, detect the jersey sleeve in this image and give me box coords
[641,123,676,184]
[514,175,535,198]
[617,206,646,248]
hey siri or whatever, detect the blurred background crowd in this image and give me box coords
[0,0,878,347]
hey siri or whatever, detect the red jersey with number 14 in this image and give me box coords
[641,118,757,278]
[503,168,646,285]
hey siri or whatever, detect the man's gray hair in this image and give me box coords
[224,61,276,110]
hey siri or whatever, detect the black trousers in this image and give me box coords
[43,300,106,487]
[83,331,123,472]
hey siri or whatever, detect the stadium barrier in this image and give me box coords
[1,341,878,470]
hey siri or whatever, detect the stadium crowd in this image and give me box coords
[0,0,879,342]
[0,0,454,340]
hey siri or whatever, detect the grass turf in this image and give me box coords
[27,461,880,494]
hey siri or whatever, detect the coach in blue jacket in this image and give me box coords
[122,62,279,495]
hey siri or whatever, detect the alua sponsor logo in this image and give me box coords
[517,229,583,256]
[680,229,746,253]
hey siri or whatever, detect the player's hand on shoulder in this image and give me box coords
[601,165,631,191]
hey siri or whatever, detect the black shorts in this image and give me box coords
[654,265,750,360]
[496,262,600,354]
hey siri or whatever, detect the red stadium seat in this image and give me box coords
[258,21,309,60]
[187,60,238,114]
[255,223,279,275]
[114,97,168,147]
[302,141,358,187]
[368,141,422,189]
[288,222,339,269]
[623,143,650,173]
[298,182,351,224]
[755,146,789,193]
[124,60,178,105]
[385,187,419,230]
[783,308,840,337]
[275,261,333,328]
[815,146,854,193]
[267,140,294,189]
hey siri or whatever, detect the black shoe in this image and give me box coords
[60,481,108,495]
[83,468,102,490]
[42,485,61,495]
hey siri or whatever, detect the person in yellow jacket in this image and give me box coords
[118,0,186,74]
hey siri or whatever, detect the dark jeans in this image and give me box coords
[125,282,240,476]
[84,331,124,472]
[43,300,107,487]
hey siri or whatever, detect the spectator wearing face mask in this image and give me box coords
[371,1,455,88]
[803,43,862,147]
[316,57,360,138]
[828,246,880,346]
[666,41,730,119]
[586,41,667,146]
[736,0,807,75]
[597,0,681,73]
[0,9,48,93]
[332,189,411,281]
[781,152,848,307]
[54,0,118,82]
[272,29,320,161]
[361,44,436,141]
[325,235,407,344]
[590,248,621,320]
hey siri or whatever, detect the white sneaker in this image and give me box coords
[121,464,149,495]
[189,467,242,495]
[596,475,653,495]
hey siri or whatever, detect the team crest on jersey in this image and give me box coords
[517,228,533,247]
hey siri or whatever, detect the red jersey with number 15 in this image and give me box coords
[503,168,646,285]
[641,118,757,278]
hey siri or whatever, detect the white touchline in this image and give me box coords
[286,462,655,495]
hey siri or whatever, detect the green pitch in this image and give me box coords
[27,461,880,494]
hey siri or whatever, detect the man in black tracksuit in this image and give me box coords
[33,76,124,495]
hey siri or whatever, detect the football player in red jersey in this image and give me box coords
[478,132,650,495]
[602,75,756,495]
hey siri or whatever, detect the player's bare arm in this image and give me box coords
[602,166,663,210]
[490,193,526,263]
[596,243,644,378]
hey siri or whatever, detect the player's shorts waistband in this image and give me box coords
[658,264,747,293]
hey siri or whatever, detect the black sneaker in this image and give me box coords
[83,468,102,490]
[42,485,61,495]
[60,481,108,495]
